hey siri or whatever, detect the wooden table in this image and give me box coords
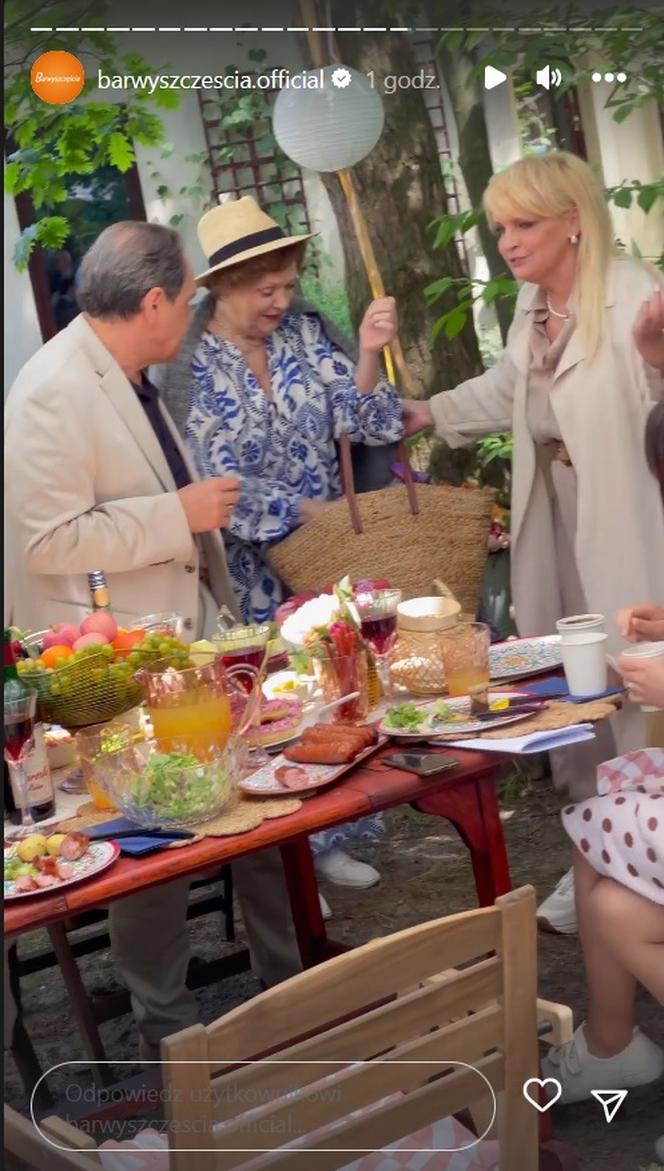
[5,744,511,953]
[5,742,513,1119]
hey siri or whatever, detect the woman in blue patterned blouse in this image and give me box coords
[162,197,404,897]
[182,197,404,625]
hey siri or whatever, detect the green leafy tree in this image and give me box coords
[426,4,663,341]
[4,0,181,268]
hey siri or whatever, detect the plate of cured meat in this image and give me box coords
[238,723,385,797]
[4,831,119,900]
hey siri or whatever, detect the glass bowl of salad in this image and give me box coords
[94,734,243,828]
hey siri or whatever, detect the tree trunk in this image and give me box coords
[437,44,514,343]
[300,3,483,399]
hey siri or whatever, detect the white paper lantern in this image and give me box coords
[272,66,384,172]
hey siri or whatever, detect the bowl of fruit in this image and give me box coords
[15,613,196,729]
[93,735,242,828]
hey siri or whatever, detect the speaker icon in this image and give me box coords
[536,64,563,89]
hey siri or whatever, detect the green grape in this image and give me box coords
[128,651,141,667]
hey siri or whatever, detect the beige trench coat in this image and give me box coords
[430,257,664,650]
[429,257,664,757]
[5,314,238,636]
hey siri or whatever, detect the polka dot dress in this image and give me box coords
[563,749,664,905]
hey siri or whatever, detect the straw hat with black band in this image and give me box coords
[195,196,313,286]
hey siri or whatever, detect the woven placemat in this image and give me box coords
[467,697,621,741]
[54,789,302,842]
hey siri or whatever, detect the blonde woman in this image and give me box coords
[405,151,664,931]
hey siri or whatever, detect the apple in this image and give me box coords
[43,623,80,650]
[80,612,118,641]
[73,632,110,650]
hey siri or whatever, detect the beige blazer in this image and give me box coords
[429,257,664,656]
[5,315,237,637]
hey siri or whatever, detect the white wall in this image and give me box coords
[4,195,43,391]
[577,70,664,260]
[482,80,522,172]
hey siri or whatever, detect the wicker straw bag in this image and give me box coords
[267,437,494,616]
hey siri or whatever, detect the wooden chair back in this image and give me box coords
[4,1105,102,1170]
[160,885,544,1171]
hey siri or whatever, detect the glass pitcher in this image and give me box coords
[135,655,261,756]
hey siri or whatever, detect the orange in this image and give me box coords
[30,51,85,105]
[111,628,146,659]
[41,644,75,668]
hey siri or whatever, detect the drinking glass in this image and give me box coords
[4,692,38,836]
[131,612,183,639]
[213,625,272,767]
[311,649,370,724]
[213,624,271,694]
[439,622,491,698]
[75,721,137,811]
[354,589,403,699]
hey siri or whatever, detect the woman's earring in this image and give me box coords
[569,234,580,245]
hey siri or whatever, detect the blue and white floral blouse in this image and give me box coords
[185,312,404,622]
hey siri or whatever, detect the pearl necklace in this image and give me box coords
[546,295,570,320]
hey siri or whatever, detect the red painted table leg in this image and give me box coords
[414,775,512,906]
[280,838,344,967]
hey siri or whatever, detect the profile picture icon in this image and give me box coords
[30,50,85,104]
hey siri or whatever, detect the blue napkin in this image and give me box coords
[86,816,186,856]
[520,678,625,704]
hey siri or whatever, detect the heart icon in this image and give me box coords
[522,1077,563,1112]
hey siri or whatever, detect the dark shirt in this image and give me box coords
[133,375,191,491]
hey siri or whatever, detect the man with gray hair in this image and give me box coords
[5,220,302,1059]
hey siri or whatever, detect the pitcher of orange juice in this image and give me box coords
[136,655,257,757]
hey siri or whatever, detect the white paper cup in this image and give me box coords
[560,631,608,697]
[619,642,664,712]
[556,613,605,639]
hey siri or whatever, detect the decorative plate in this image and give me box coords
[239,739,385,797]
[489,635,562,682]
[379,691,532,739]
[4,839,120,900]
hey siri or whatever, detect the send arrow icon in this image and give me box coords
[591,1089,629,1123]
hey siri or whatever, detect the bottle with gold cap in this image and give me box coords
[87,570,111,612]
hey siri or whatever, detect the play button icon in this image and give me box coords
[484,65,508,90]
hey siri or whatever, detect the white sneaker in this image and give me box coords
[319,892,332,921]
[541,1024,664,1104]
[537,867,577,935]
[655,1134,664,1162]
[314,848,381,889]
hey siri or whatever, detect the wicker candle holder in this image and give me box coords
[389,629,447,695]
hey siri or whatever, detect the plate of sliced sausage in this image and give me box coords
[4,833,120,900]
[238,723,385,796]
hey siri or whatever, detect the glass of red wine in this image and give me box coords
[4,691,38,836]
[355,589,403,700]
[214,624,271,694]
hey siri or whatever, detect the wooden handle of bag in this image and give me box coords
[339,435,420,536]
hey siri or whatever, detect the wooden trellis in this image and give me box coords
[197,86,312,238]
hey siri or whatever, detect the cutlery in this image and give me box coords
[472,705,543,722]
